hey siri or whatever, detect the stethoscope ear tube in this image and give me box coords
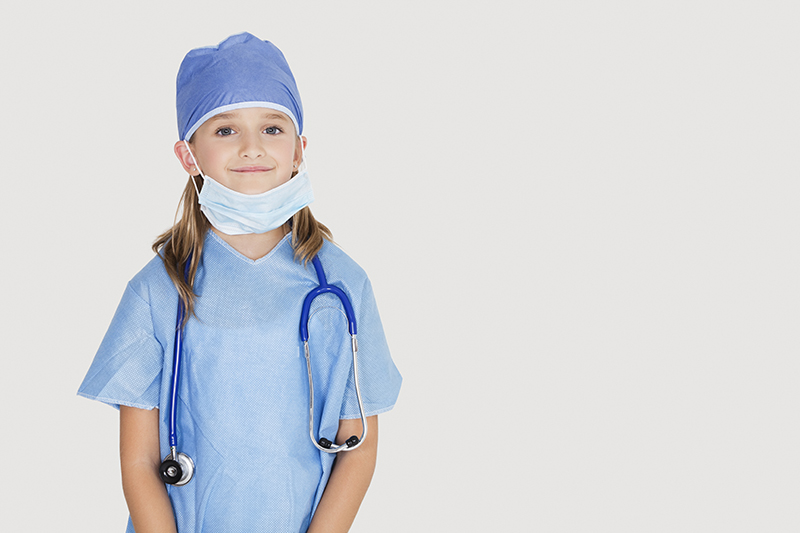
[301,255,368,454]
[300,256,367,453]
[303,333,368,454]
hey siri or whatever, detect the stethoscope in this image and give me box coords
[159,255,368,486]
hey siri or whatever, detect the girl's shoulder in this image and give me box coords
[316,240,369,285]
[125,253,175,305]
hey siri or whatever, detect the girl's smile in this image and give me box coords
[231,165,274,173]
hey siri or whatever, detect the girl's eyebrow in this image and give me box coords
[262,113,291,122]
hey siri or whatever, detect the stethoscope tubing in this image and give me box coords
[161,259,194,486]
[300,256,357,339]
[168,302,184,454]
[168,261,190,457]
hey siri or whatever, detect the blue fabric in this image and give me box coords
[78,232,401,532]
[177,32,304,141]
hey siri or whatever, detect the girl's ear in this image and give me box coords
[174,140,198,175]
[294,136,307,167]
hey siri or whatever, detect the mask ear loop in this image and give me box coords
[183,140,203,196]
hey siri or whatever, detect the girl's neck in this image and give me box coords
[211,224,289,260]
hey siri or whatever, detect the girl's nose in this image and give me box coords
[239,132,265,158]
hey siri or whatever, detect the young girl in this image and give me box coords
[78,32,401,533]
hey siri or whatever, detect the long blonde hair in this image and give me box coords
[152,174,332,322]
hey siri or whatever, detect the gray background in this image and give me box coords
[1,1,798,531]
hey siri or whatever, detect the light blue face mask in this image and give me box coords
[185,141,314,235]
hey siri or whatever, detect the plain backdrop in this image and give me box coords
[1,1,798,531]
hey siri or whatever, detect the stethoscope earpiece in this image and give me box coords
[317,435,359,449]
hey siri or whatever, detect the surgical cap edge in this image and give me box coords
[183,101,301,142]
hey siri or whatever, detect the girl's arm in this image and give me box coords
[307,415,379,533]
[120,406,178,533]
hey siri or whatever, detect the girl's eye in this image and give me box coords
[215,127,235,136]
[264,126,282,135]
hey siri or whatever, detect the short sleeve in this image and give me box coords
[77,283,164,410]
[339,277,402,419]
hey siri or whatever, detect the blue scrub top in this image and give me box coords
[78,231,401,532]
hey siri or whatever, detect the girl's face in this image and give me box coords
[182,107,304,195]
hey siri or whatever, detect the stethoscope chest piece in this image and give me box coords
[160,452,195,486]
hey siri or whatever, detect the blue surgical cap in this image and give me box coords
[176,32,303,141]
